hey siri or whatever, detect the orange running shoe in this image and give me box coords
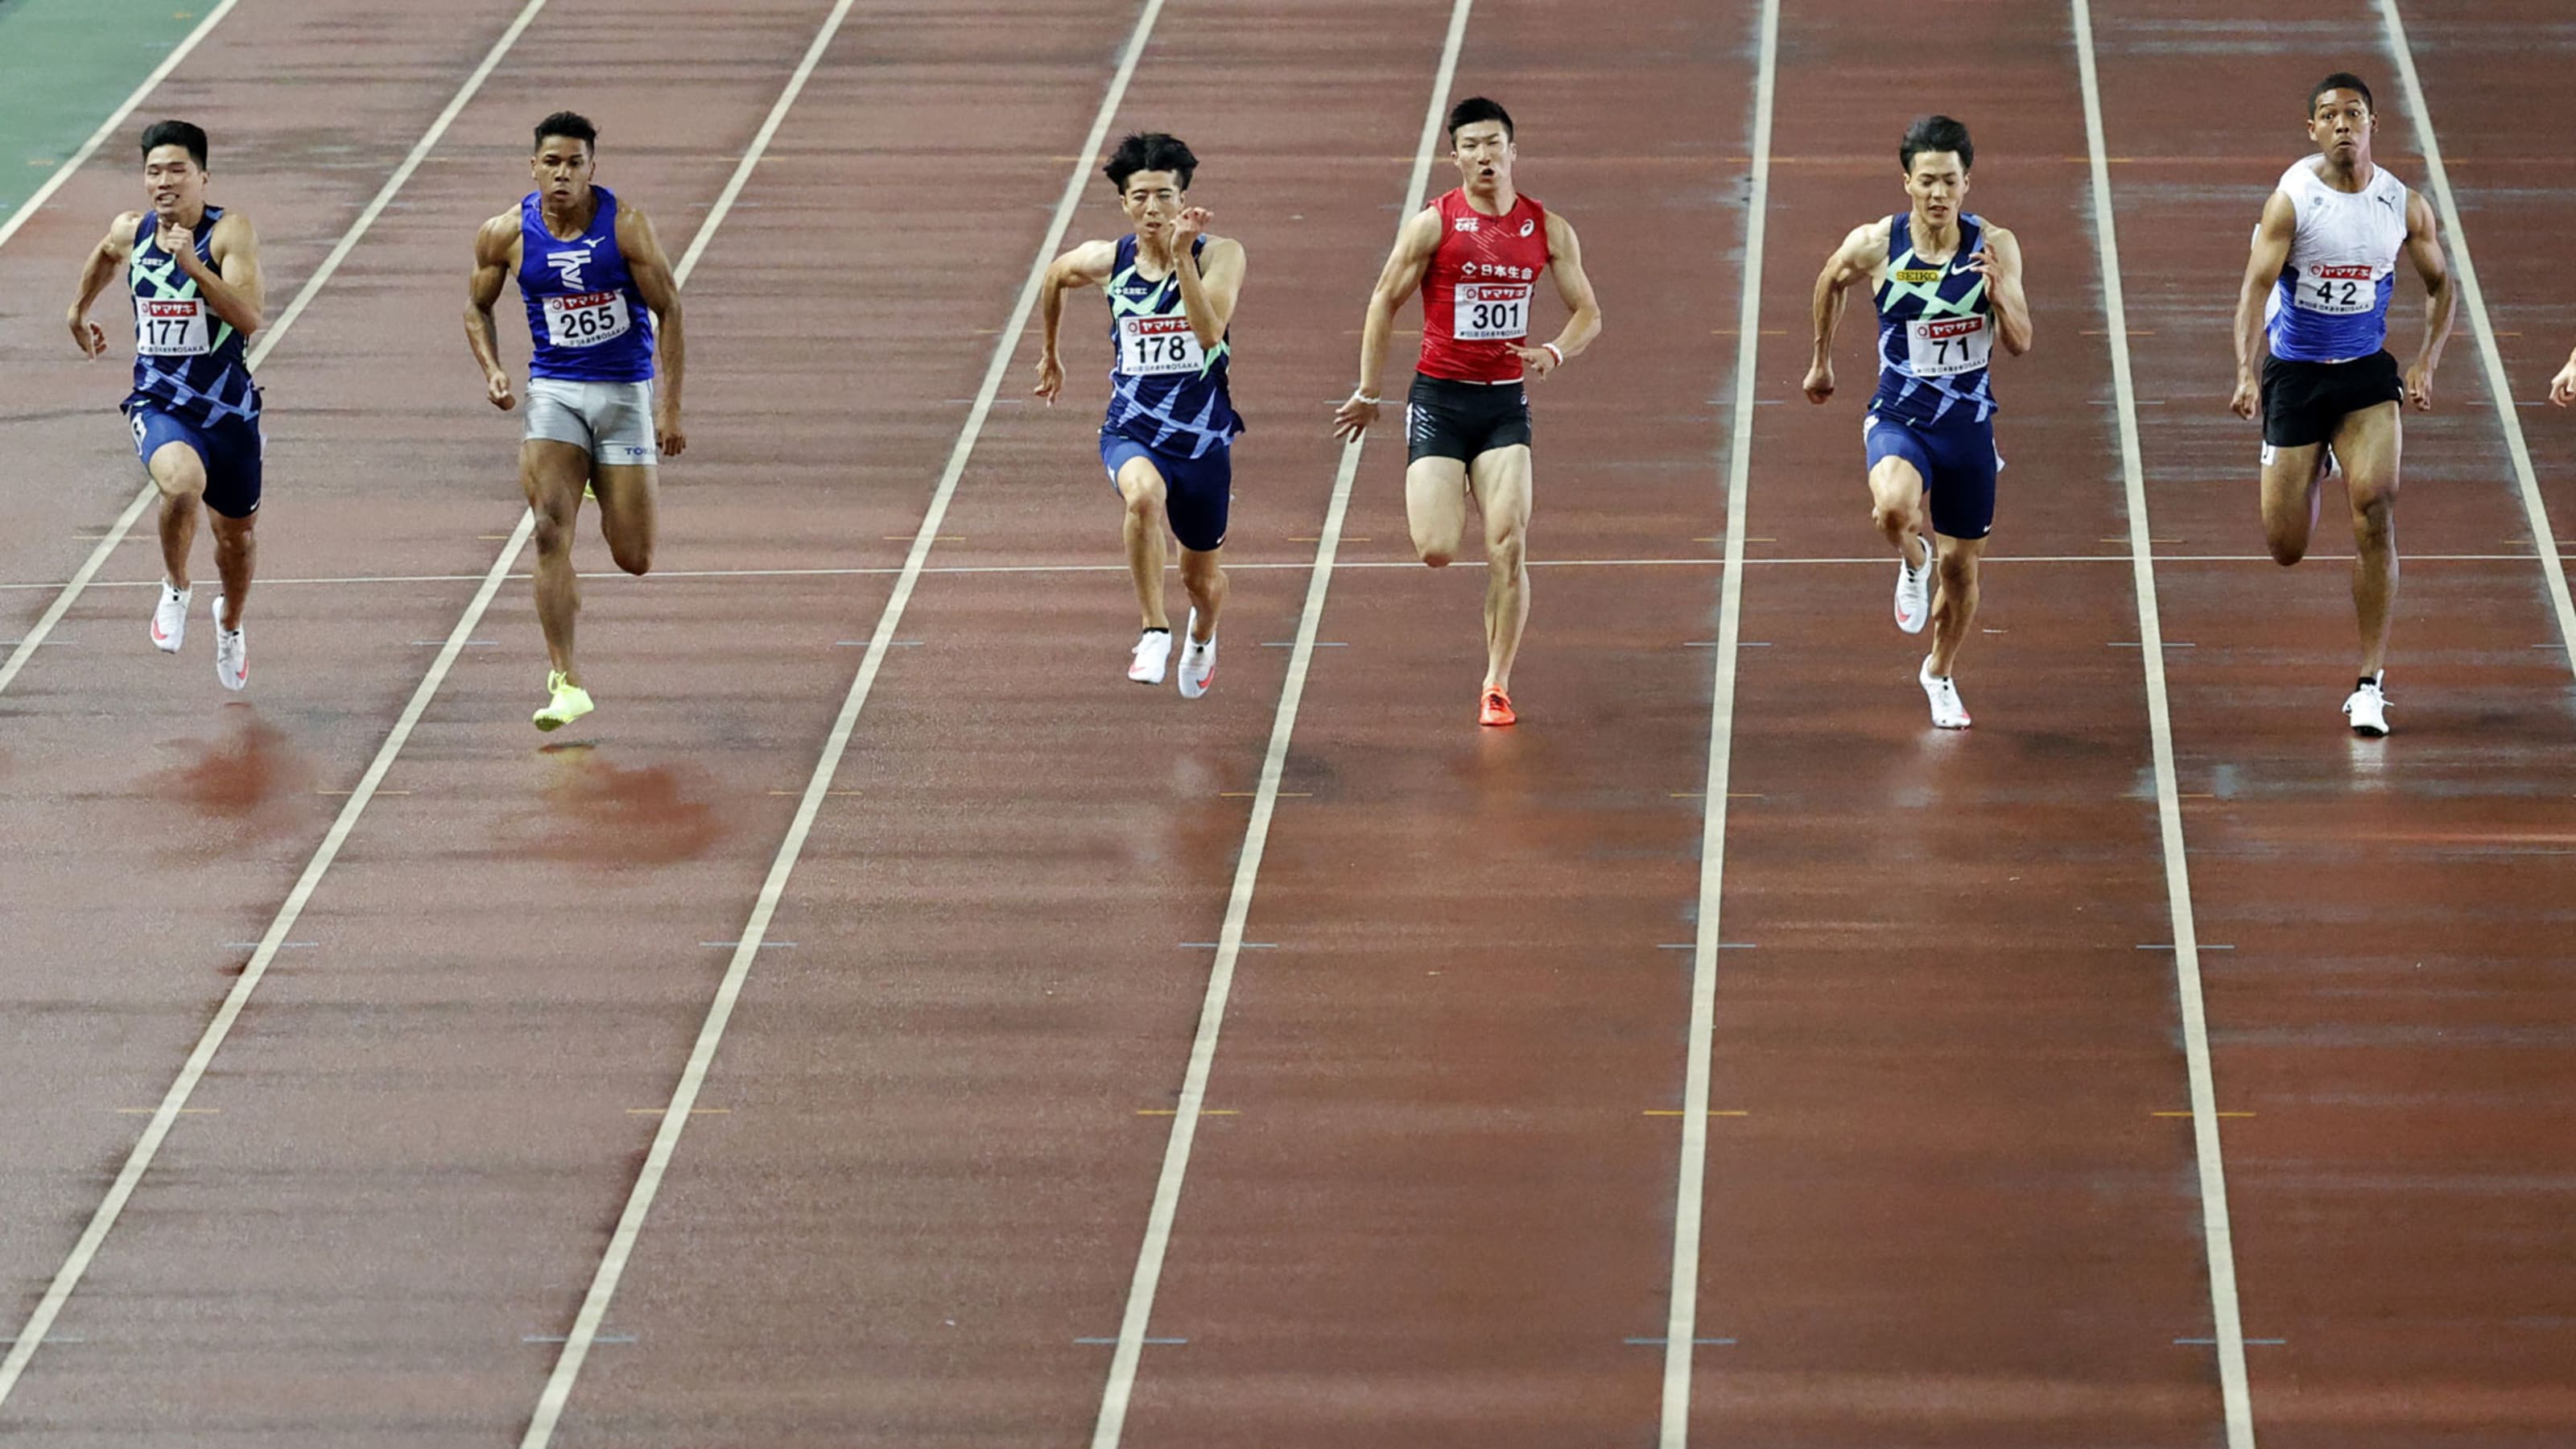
[1479,686,1517,727]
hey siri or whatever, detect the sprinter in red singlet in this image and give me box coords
[1333,96,1603,726]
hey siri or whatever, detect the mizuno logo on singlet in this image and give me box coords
[547,249,592,289]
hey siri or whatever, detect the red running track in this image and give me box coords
[1,1,2570,1446]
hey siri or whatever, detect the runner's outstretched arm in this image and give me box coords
[463,214,518,411]
[1331,204,1440,441]
[1803,221,1885,404]
[2231,192,2297,420]
[1031,239,1115,405]
[66,213,140,358]
[2397,189,2454,411]
[618,203,686,455]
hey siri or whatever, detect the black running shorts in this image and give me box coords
[1405,371,1531,465]
[2260,350,2402,449]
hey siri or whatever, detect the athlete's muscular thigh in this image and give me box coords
[2328,401,2402,510]
[2258,440,2330,556]
[1467,444,1533,549]
[590,464,658,574]
[147,440,209,499]
[1868,454,1925,522]
[1406,456,1470,565]
[521,440,592,517]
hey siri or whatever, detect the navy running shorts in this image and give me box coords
[1101,431,1231,552]
[1864,409,2001,541]
[128,403,264,518]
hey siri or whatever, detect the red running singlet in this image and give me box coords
[1416,188,1552,384]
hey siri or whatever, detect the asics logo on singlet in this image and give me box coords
[1518,218,1534,237]
[1454,217,1479,233]
[545,248,592,290]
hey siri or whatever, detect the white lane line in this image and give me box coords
[2379,0,2576,683]
[1659,0,1777,1442]
[1088,6,1472,1444]
[12,551,2570,593]
[0,0,243,252]
[2072,2,2255,1445]
[515,3,1167,1443]
[0,0,839,1410]
[0,0,557,703]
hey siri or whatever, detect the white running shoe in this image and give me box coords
[1176,609,1216,699]
[1919,654,1971,729]
[151,580,192,654]
[2344,675,2389,737]
[212,596,246,691]
[1893,538,1931,635]
[1128,628,1172,684]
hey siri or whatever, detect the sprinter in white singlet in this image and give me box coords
[2229,72,2455,737]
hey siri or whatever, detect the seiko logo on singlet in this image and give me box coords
[546,248,592,290]
[1892,268,1942,284]
[1466,261,1536,281]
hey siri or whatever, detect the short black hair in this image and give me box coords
[533,111,598,155]
[1447,96,1513,142]
[2309,72,2374,115]
[1900,114,1974,175]
[139,120,208,170]
[1104,132,1196,192]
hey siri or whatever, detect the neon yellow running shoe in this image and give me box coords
[533,670,594,731]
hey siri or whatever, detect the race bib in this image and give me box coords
[2293,262,2377,316]
[1452,282,1531,341]
[1905,315,1991,378]
[1118,315,1204,376]
[543,290,633,349]
[134,298,209,357]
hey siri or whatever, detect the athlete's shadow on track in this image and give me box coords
[506,746,730,868]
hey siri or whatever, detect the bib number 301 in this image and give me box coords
[1119,316,1206,376]
[1453,283,1531,342]
[134,298,210,357]
[544,290,633,349]
[1905,316,1991,378]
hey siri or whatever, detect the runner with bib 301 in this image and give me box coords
[1331,97,1604,729]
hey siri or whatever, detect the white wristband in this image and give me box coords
[1541,341,1563,366]
[1352,389,1381,406]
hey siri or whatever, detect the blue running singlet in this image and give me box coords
[1870,212,1997,427]
[1101,234,1242,460]
[126,205,259,427]
[518,186,656,384]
